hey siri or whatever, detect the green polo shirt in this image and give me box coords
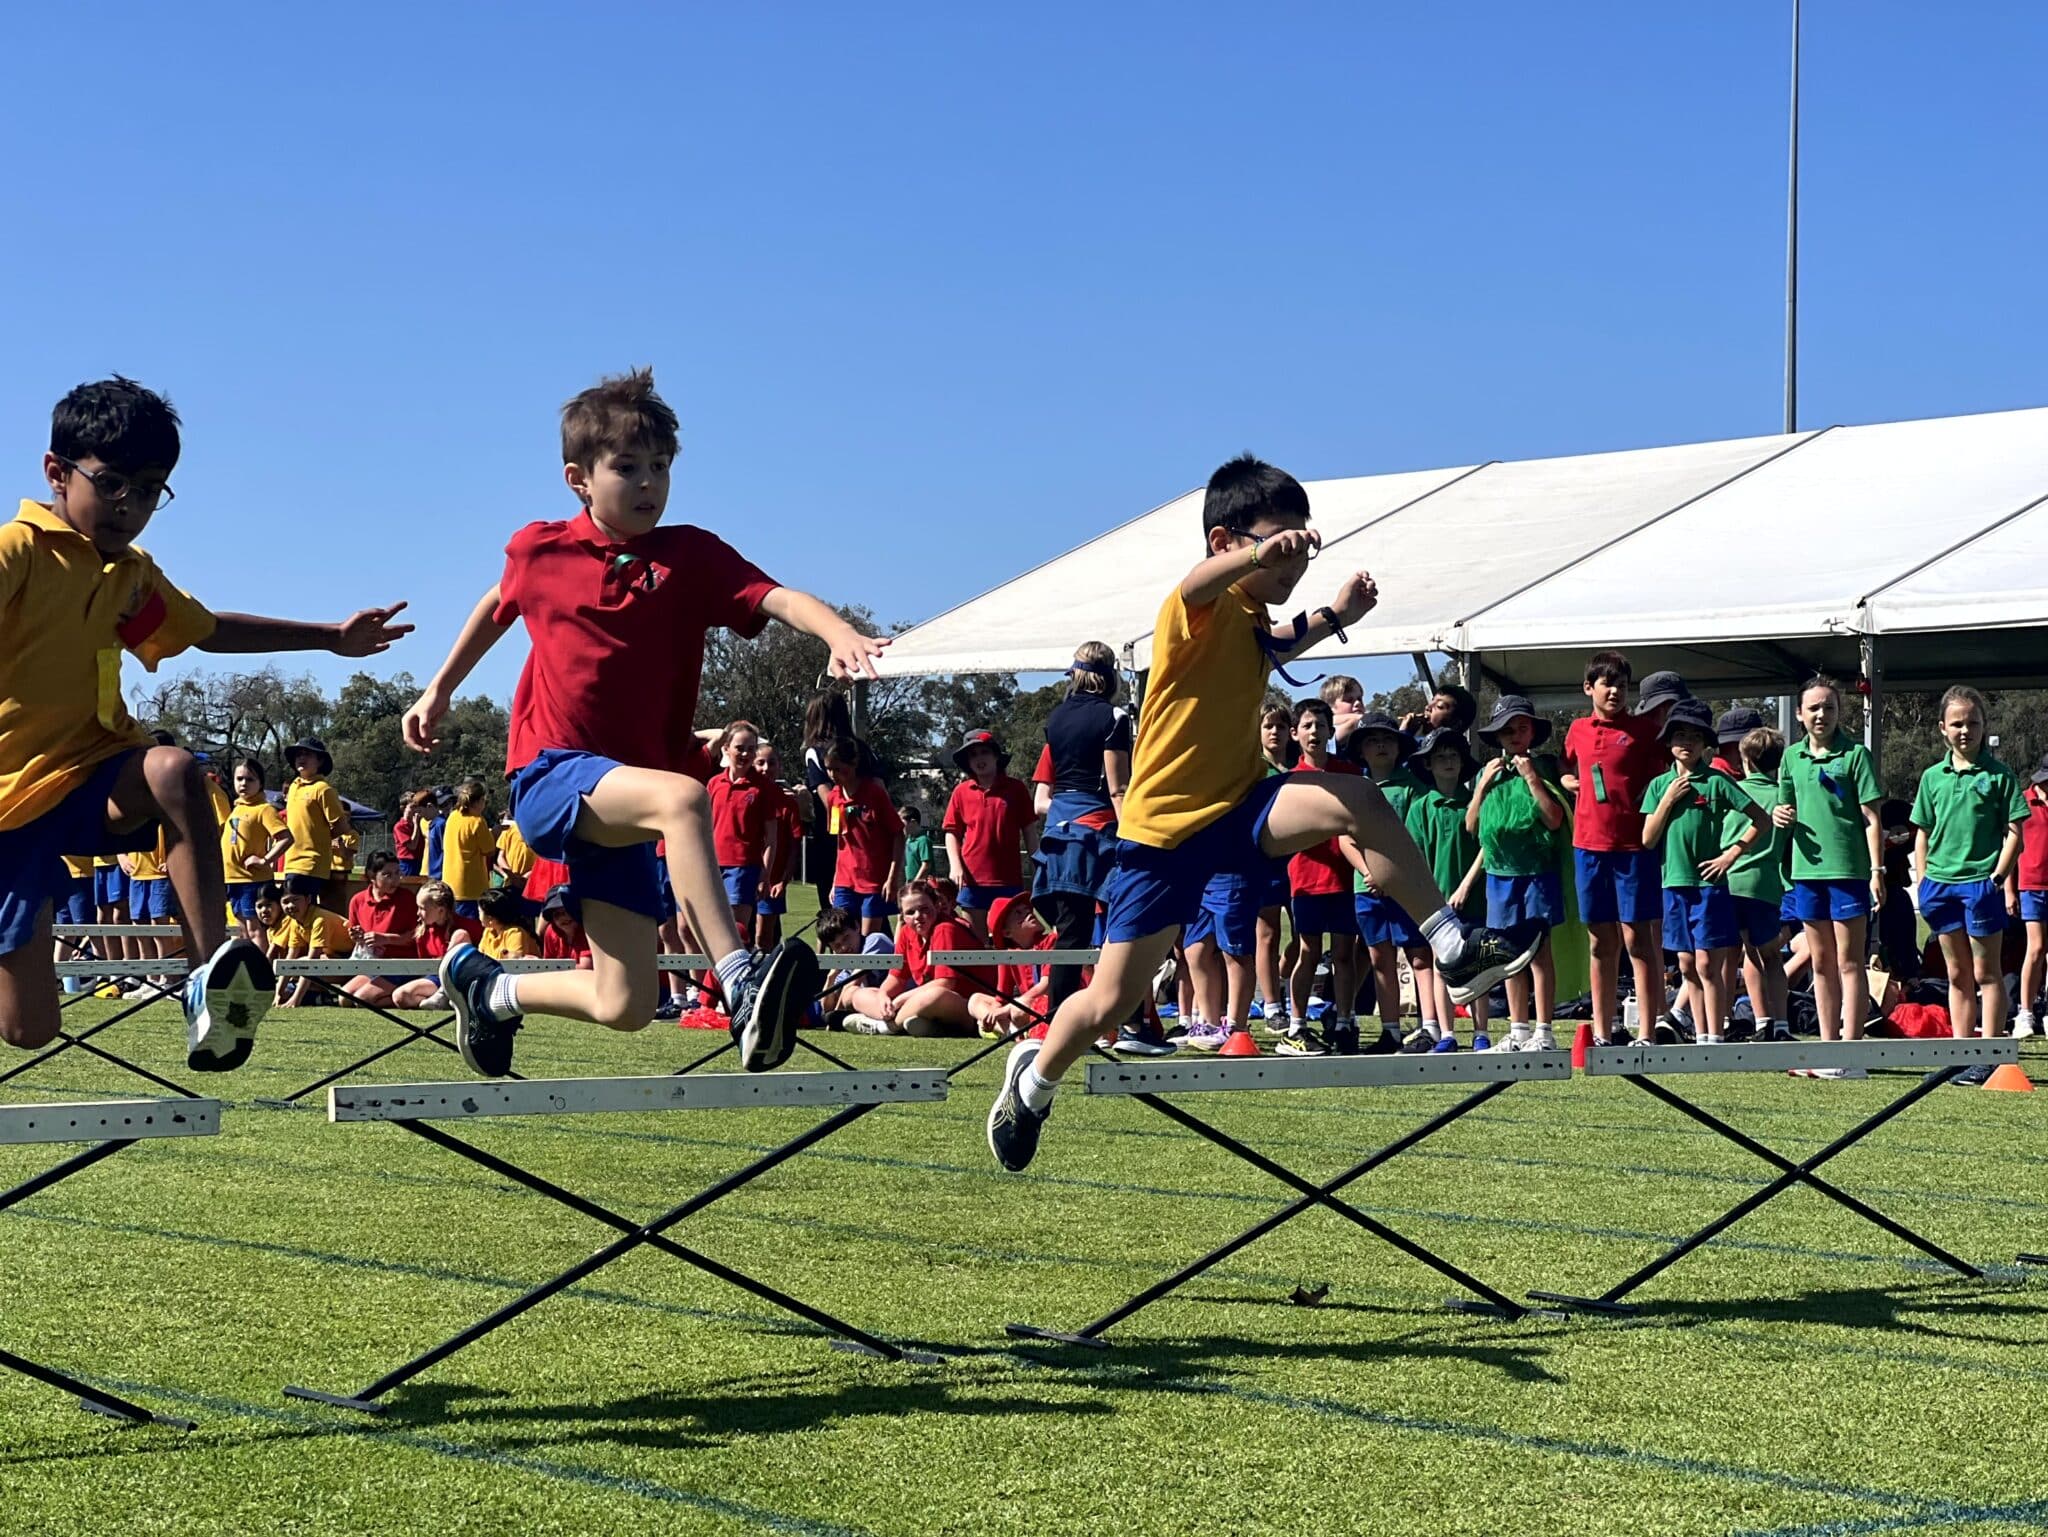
[1910,752,2027,883]
[1640,767,1752,890]
[1405,785,1480,916]
[1356,766,1428,893]
[1725,770,1789,905]
[1477,770,1564,878]
[903,832,934,882]
[1778,734,1883,881]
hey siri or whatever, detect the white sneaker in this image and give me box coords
[1810,1066,1868,1081]
[184,937,275,1072]
[2016,1013,2038,1040]
[843,1013,894,1035]
[1518,1028,1558,1053]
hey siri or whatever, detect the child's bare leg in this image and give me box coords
[1784,929,1812,988]
[1289,931,1324,1022]
[1184,937,1225,1025]
[1938,931,1977,1038]
[1835,916,1869,1040]
[1764,931,1790,1021]
[1741,941,1772,1027]
[1531,932,1555,1023]
[0,903,61,1048]
[1329,934,1358,1023]
[1975,934,2009,1035]
[391,978,440,1008]
[512,900,657,1030]
[1371,944,1402,1031]
[1806,921,1842,1039]
[838,982,895,1018]
[891,981,975,1036]
[1408,947,1437,1027]
[343,976,397,1008]
[1255,907,1284,1013]
[1697,949,1728,1037]
[2021,920,2046,1018]
[1587,922,1622,1037]
[574,767,747,964]
[110,747,228,960]
[1622,920,1664,1026]
[1036,931,1180,1081]
[1223,950,1253,1025]
[1673,949,1699,1029]
[1505,969,1532,1024]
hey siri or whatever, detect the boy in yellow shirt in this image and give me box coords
[0,377,410,1068]
[283,738,351,903]
[987,456,1539,1171]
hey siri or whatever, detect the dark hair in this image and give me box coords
[901,805,922,824]
[478,888,527,927]
[1432,684,1477,732]
[365,850,397,879]
[1584,650,1632,687]
[149,728,178,747]
[255,881,282,906]
[815,905,856,950]
[901,876,955,912]
[560,367,679,469]
[234,756,266,787]
[1202,454,1310,542]
[804,691,854,749]
[50,377,181,473]
[1801,673,1842,706]
[824,736,863,770]
[1292,698,1334,729]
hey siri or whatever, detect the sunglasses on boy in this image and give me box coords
[56,456,176,510]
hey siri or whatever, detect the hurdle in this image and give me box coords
[1529,1037,2018,1316]
[0,1097,221,1429]
[283,1066,949,1414]
[15,926,204,1099]
[1007,1049,1574,1347]
[669,954,908,1077]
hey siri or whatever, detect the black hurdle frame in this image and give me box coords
[9,937,201,1100]
[254,969,509,1109]
[1530,1063,1981,1316]
[0,1135,198,1430]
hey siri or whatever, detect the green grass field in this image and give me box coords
[6,915,2047,1535]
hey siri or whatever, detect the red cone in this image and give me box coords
[1571,1021,1595,1070]
[1219,1026,1260,1056]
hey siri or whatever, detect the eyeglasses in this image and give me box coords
[1234,527,1318,561]
[56,456,175,509]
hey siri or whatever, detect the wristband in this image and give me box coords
[1316,605,1348,643]
[1248,537,1264,569]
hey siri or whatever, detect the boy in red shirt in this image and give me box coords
[1560,656,1687,1044]
[706,719,781,948]
[1281,698,1365,1055]
[403,369,884,1076]
[824,737,904,938]
[942,729,1038,939]
[2012,756,2048,1038]
[752,740,803,950]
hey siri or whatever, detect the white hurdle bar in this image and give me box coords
[1007,1049,1575,1348]
[1528,1037,2018,1316]
[0,1097,222,1430]
[285,1067,950,1415]
[930,949,1100,968]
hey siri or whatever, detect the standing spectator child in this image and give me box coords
[441,779,498,919]
[1347,711,1426,1053]
[2012,757,2048,1038]
[1253,702,1296,1032]
[90,853,131,990]
[1281,698,1363,1055]
[391,795,422,876]
[1728,727,1795,1043]
[1640,700,1769,1045]
[942,729,1038,939]
[1773,674,1884,1075]
[753,740,803,950]
[1321,674,1364,754]
[495,816,537,910]
[423,789,449,883]
[1911,685,2027,1084]
[825,736,904,938]
[902,807,934,884]
[802,691,883,916]
[1560,655,1684,1046]
[1399,682,1477,741]
[1402,728,1488,1050]
[1469,696,1569,1052]
[707,720,779,947]
[283,738,349,903]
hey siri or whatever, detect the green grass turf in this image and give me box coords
[6,912,2047,1534]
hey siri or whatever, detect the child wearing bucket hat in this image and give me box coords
[1343,711,1434,1054]
[943,728,1038,938]
[1402,728,1488,1051]
[282,738,350,904]
[2014,754,2048,1039]
[1469,696,1570,1052]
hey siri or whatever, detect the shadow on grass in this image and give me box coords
[1613,1279,2043,1342]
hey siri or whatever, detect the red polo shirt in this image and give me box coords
[347,887,419,957]
[524,856,571,904]
[418,916,481,959]
[2020,790,2048,890]
[896,919,931,986]
[494,512,778,781]
[827,777,903,892]
[930,917,994,993]
[943,774,1036,887]
[998,933,1056,1002]
[543,923,592,963]
[708,770,771,867]
[759,782,802,881]
[1562,711,1669,851]
[1286,757,1362,896]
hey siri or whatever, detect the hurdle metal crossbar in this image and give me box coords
[1528,1038,2018,1316]
[0,1097,220,1429]
[18,927,203,1099]
[1007,1050,1574,1347]
[283,1067,950,1415]
[669,954,906,1077]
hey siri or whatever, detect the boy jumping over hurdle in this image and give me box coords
[1,376,411,1067]
[987,455,1540,1171]
[403,368,887,1077]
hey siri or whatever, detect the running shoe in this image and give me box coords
[442,942,521,1077]
[184,937,275,1073]
[1438,925,1543,1005]
[1116,1018,1180,1056]
[1176,1021,1228,1054]
[1274,1027,1329,1057]
[729,941,820,1072]
[988,1038,1050,1171]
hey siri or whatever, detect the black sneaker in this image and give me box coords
[988,1038,1051,1172]
[1652,1020,1687,1046]
[728,941,819,1072]
[442,942,523,1078]
[1364,1025,1403,1055]
[1275,1027,1328,1057]
[1328,1021,1361,1056]
[1768,1021,1795,1043]
[1399,1028,1437,1054]
[1113,1018,1178,1057]
[1439,925,1542,1004]
[1952,1063,1995,1088]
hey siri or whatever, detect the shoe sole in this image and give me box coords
[188,943,276,1072]
[439,947,508,1078]
[1113,1041,1179,1057]
[986,1042,1042,1171]
[1445,930,1544,1005]
[740,942,818,1072]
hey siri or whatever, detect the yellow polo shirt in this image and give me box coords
[127,831,169,883]
[62,855,95,880]
[283,777,347,875]
[496,823,536,879]
[1118,582,1273,849]
[482,923,537,960]
[205,775,232,825]
[0,501,215,832]
[277,905,351,956]
[442,808,497,900]
[221,797,289,884]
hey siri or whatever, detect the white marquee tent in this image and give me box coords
[878,403,2048,706]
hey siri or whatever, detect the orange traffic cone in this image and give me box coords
[1570,1021,1595,1070]
[1219,1025,1261,1056]
[1983,1062,2034,1093]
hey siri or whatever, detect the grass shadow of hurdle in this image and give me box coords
[998,1322,1569,1389]
[1601,1279,2042,1345]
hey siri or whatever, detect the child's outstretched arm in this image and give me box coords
[758,587,889,680]
[404,586,512,752]
[1262,567,1380,661]
[203,603,412,656]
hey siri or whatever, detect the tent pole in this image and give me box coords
[850,679,870,738]
[1860,634,1883,770]
[1777,694,1795,737]
[1784,0,1801,435]
[1412,653,1438,694]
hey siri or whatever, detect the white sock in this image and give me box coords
[485,973,522,1018]
[1019,1064,1058,1112]
[1420,907,1467,964]
[1422,1019,1443,1040]
[1509,1022,1531,1043]
[714,949,752,997]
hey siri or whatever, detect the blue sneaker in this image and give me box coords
[184,937,275,1072]
[987,1038,1051,1172]
[1470,1031,1491,1052]
[442,942,523,1077]
[1430,1033,1461,1053]
[727,941,820,1072]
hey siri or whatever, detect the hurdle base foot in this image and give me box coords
[1441,1297,1527,1321]
[1527,1290,1638,1317]
[2017,1253,2048,1267]
[283,1384,387,1415]
[829,1340,944,1366]
[1004,1323,1110,1349]
[249,1097,312,1112]
[77,1396,196,1431]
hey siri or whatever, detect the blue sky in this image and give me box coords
[7,2,2044,706]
